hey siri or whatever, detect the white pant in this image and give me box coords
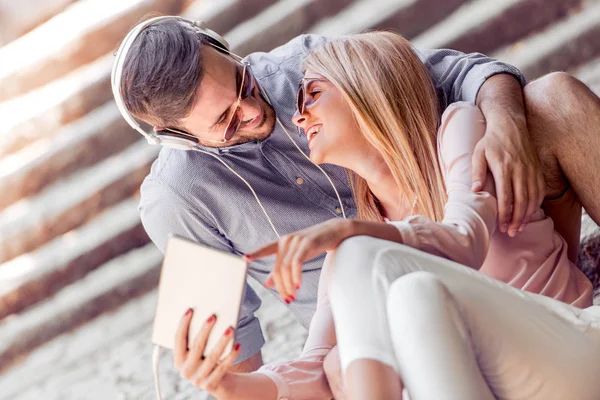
[329,236,600,400]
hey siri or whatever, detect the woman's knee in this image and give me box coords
[386,271,452,328]
[387,271,447,304]
[330,235,390,300]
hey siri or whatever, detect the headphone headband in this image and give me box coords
[111,16,230,149]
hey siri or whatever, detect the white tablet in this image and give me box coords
[152,235,248,359]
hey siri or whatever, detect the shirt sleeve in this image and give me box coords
[389,102,499,270]
[252,254,337,400]
[138,174,265,363]
[414,47,527,109]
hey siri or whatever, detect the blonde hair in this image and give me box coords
[303,31,447,221]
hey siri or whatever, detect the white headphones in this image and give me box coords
[111,16,231,151]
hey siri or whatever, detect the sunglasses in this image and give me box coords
[222,61,254,141]
[295,77,327,137]
[162,59,254,144]
[295,77,328,116]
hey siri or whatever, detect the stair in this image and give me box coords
[1,0,599,398]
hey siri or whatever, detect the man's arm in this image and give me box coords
[416,48,544,236]
[474,74,545,237]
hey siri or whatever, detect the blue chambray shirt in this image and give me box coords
[138,34,526,363]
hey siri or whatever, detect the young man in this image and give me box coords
[115,16,600,396]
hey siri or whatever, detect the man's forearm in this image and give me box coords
[476,73,526,124]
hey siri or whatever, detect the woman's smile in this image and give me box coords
[306,124,322,147]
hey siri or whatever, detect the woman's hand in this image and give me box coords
[174,309,241,397]
[244,218,356,302]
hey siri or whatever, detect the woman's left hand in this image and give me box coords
[244,218,356,302]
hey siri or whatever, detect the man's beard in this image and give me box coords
[202,87,277,148]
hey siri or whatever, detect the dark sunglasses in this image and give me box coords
[295,77,328,116]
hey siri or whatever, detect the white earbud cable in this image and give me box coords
[153,345,164,400]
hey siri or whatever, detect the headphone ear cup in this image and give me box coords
[194,23,229,51]
[155,134,198,150]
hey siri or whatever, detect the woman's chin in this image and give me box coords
[308,151,321,164]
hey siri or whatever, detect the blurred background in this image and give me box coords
[0,0,599,398]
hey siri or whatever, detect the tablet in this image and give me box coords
[152,235,248,359]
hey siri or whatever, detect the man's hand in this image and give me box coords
[474,74,545,237]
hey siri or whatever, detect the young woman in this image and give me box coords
[173,32,599,399]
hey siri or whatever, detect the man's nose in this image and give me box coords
[239,96,262,122]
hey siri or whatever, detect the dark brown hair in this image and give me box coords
[119,17,207,128]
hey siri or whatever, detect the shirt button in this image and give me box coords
[335,207,342,214]
[296,177,304,185]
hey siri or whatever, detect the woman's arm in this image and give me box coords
[250,252,338,400]
[246,105,498,293]
[387,101,498,269]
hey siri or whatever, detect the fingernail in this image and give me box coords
[243,254,251,261]
[471,181,481,191]
[295,284,301,290]
[224,327,233,336]
[207,314,216,323]
[290,295,296,301]
[185,308,192,316]
[519,224,526,232]
[285,298,291,304]
[234,343,241,351]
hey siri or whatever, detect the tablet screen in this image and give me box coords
[152,235,247,359]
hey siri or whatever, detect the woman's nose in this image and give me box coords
[292,109,307,128]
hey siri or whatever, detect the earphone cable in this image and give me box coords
[192,147,282,239]
[153,345,164,400]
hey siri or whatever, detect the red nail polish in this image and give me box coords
[296,284,301,290]
[185,308,192,316]
[234,343,241,351]
[207,314,215,323]
[285,298,290,304]
[224,327,233,336]
[290,295,295,301]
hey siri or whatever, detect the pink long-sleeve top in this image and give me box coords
[253,102,594,400]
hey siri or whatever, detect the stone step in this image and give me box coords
[312,0,468,39]
[0,264,304,400]
[0,103,139,213]
[579,213,600,284]
[0,243,162,372]
[0,0,188,102]
[492,0,600,80]
[227,0,355,56]
[413,0,580,54]
[0,55,115,159]
[0,197,150,321]
[0,140,157,263]
[571,56,600,95]
[0,0,75,46]
[0,0,276,161]
[183,0,280,34]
